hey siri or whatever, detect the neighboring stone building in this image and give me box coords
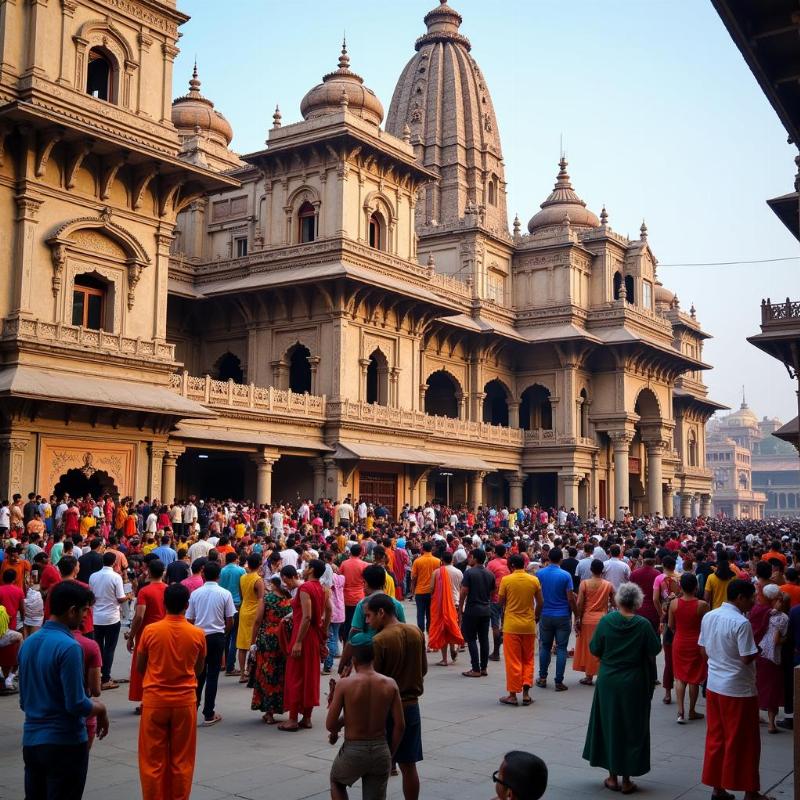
[0,0,722,519]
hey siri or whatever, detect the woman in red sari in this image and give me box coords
[278,559,331,732]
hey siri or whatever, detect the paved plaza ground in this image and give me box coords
[0,622,793,800]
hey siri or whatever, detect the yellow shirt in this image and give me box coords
[235,522,246,540]
[498,571,541,634]
[705,573,732,610]
[143,542,157,555]
[382,571,396,597]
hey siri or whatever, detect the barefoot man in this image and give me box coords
[326,637,405,800]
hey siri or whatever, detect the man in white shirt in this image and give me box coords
[601,545,630,590]
[145,510,158,534]
[357,499,368,523]
[186,561,235,726]
[271,506,284,535]
[280,536,300,570]
[183,500,198,535]
[169,503,184,536]
[337,500,354,527]
[88,552,128,689]
[187,531,213,562]
[698,579,761,800]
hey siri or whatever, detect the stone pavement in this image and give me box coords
[0,624,793,800]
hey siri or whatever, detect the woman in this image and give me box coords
[653,555,681,706]
[249,575,293,724]
[582,582,662,794]
[751,583,789,733]
[668,572,708,724]
[236,553,265,682]
[573,559,614,685]
[279,558,331,732]
[704,555,735,610]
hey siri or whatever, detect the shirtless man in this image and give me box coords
[326,640,405,800]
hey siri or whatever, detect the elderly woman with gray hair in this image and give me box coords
[582,581,662,794]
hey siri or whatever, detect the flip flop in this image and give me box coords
[499,696,519,706]
[201,714,222,727]
[277,722,300,732]
[522,696,533,706]
[621,783,638,795]
[579,677,594,685]
[435,660,449,666]
[604,779,621,792]
[688,712,705,721]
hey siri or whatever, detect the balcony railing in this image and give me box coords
[523,429,597,448]
[761,297,800,323]
[168,372,327,419]
[2,317,176,361]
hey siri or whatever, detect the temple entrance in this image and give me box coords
[54,468,119,500]
[358,471,398,516]
[526,472,557,510]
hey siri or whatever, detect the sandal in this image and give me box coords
[688,712,704,721]
[201,714,222,727]
[462,670,481,678]
[621,783,638,795]
[277,722,300,732]
[555,683,568,692]
[579,677,594,685]
[662,696,672,705]
[435,660,449,666]
[262,714,277,725]
[101,681,119,690]
[604,779,621,792]
[676,714,685,725]
[499,696,519,706]
[535,678,547,689]
[522,696,533,706]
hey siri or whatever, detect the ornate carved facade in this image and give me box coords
[0,1,720,519]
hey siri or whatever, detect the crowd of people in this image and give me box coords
[2,488,799,800]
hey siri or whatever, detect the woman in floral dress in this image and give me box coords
[249,575,293,724]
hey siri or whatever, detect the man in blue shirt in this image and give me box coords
[535,547,576,691]
[152,534,178,566]
[19,580,109,798]
[219,551,246,675]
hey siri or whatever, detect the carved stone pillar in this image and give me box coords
[161,454,178,505]
[148,445,166,503]
[359,358,371,403]
[457,392,467,421]
[663,484,675,518]
[0,436,29,498]
[473,392,486,423]
[311,457,326,501]
[470,471,486,510]
[153,229,174,341]
[419,383,429,412]
[506,472,524,510]
[12,193,43,317]
[389,367,400,408]
[610,430,634,521]
[417,472,429,507]
[324,457,342,501]
[679,492,693,519]
[271,360,288,389]
[508,401,520,428]
[252,450,279,507]
[558,471,581,512]
[700,493,712,518]
[308,356,321,395]
[646,442,665,516]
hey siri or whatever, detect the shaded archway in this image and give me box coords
[425,370,460,418]
[579,388,589,437]
[287,344,312,394]
[214,352,244,383]
[520,384,552,430]
[54,468,118,501]
[625,275,635,304]
[366,348,389,405]
[482,379,509,426]
[613,272,623,300]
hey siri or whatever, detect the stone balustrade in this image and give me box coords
[523,429,597,448]
[2,317,176,361]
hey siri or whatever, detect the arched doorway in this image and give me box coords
[482,379,509,426]
[520,384,552,430]
[287,344,312,393]
[54,468,119,500]
[214,351,244,383]
[366,348,389,405]
[424,371,460,418]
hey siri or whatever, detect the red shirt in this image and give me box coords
[665,539,681,552]
[0,583,24,623]
[39,564,60,596]
[339,557,368,606]
[43,578,94,632]
[487,557,511,603]
[136,582,167,626]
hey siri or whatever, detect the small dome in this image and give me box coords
[723,402,759,428]
[172,64,234,146]
[528,158,600,234]
[654,280,676,308]
[416,0,472,51]
[300,41,384,127]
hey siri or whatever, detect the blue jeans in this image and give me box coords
[324,622,341,670]
[415,593,431,633]
[538,614,571,684]
[225,611,239,673]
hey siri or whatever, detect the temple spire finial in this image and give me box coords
[189,59,201,94]
[338,34,350,70]
[272,104,282,129]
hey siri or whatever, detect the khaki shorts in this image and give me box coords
[330,738,391,800]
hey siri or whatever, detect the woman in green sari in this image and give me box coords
[582,581,662,794]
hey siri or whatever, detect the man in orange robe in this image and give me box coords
[136,583,206,800]
[428,552,464,666]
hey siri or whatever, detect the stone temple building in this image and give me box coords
[0,0,723,519]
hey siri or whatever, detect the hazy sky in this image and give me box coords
[174,0,800,423]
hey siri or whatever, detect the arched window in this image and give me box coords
[487,179,496,206]
[579,388,589,438]
[214,352,244,383]
[520,384,552,431]
[72,274,107,330]
[482,379,509,426]
[366,349,389,405]
[298,201,316,244]
[424,371,460,419]
[86,48,114,102]
[369,212,385,251]
[287,344,312,394]
[687,430,698,467]
[613,271,623,300]
[624,275,635,305]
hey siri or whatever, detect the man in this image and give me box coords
[77,538,104,584]
[459,548,495,678]
[219,551,246,676]
[19,581,109,798]
[492,751,548,800]
[48,532,64,566]
[169,502,184,537]
[89,551,128,689]
[181,558,206,594]
[166,548,191,584]
[428,551,463,666]
[52,555,94,637]
[0,600,23,691]
[339,544,368,643]
[699,579,764,800]
[498,555,543,707]
[574,543,596,584]
[327,640,405,800]
[0,568,24,690]
[535,547,576,691]
[137,583,206,800]
[365,592,426,800]
[601,545,630,590]
[410,541,440,637]
[337,497,354,527]
[487,544,510,661]
[4,545,30,590]
[780,567,800,608]
[187,530,213,563]
[152,534,177,566]
[186,561,235,726]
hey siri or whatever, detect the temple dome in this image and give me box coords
[386,1,507,230]
[300,42,384,127]
[723,402,759,428]
[528,158,600,234]
[654,280,676,309]
[171,64,234,147]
